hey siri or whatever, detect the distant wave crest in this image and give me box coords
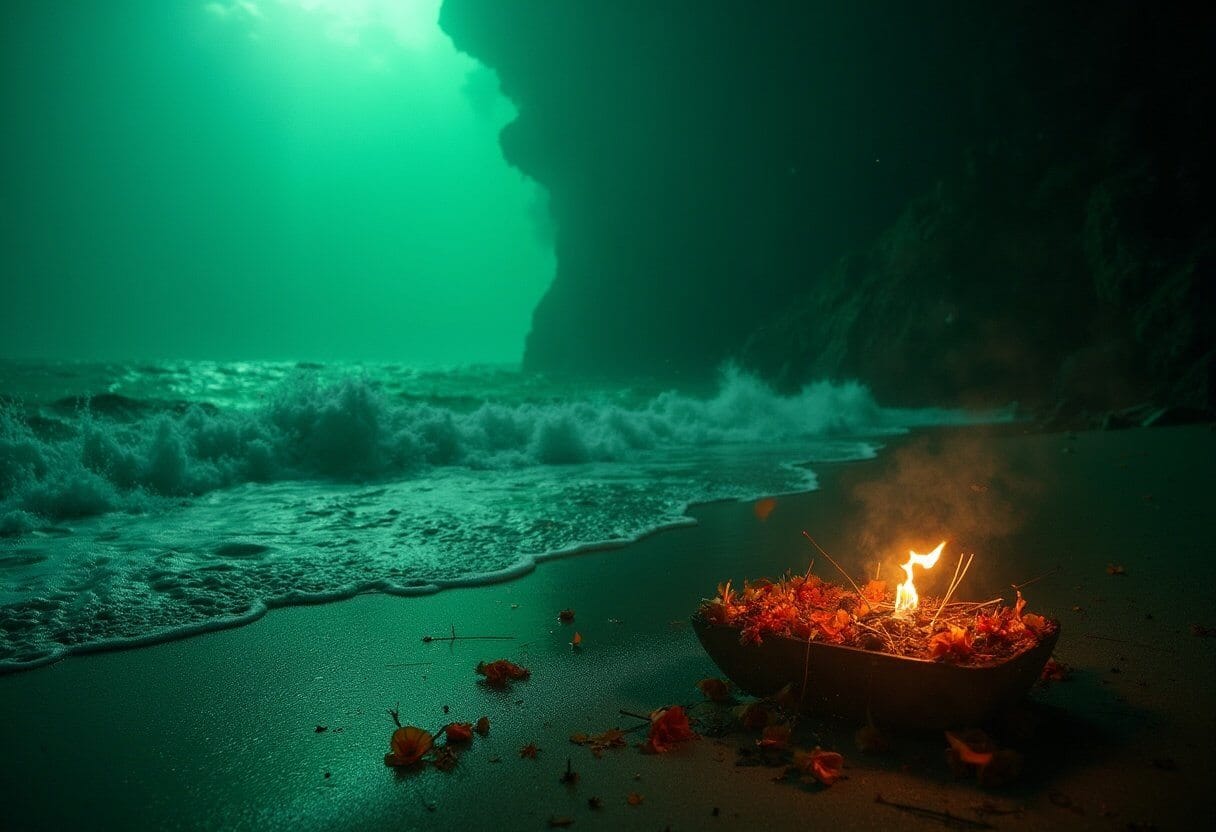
[1,367,894,528]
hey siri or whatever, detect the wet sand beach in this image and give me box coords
[1,424,1213,831]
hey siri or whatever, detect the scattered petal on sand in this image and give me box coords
[765,683,801,712]
[855,718,890,754]
[945,729,1021,785]
[753,498,777,521]
[444,722,473,744]
[979,749,1024,787]
[945,730,995,768]
[1040,658,1071,682]
[475,716,491,736]
[476,659,531,687]
[626,792,644,806]
[520,742,540,759]
[432,746,458,771]
[696,678,732,702]
[642,706,698,753]
[757,724,791,750]
[385,726,434,767]
[734,701,778,730]
[791,747,844,785]
[570,728,627,757]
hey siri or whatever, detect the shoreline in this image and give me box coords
[0,432,857,675]
[2,423,1213,830]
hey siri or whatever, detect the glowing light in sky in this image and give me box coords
[205,0,444,51]
[0,0,553,364]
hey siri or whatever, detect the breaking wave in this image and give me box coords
[1,366,902,527]
[0,363,1007,671]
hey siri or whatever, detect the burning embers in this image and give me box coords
[697,539,1056,666]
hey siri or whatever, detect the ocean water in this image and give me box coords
[0,360,993,671]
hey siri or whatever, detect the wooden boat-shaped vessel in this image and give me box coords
[692,614,1059,732]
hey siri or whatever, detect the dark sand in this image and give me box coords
[1,424,1213,830]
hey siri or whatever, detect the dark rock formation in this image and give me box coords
[742,3,1215,413]
[441,1,1214,412]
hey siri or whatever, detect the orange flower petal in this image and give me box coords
[861,579,888,603]
[944,730,995,767]
[977,748,1023,787]
[696,678,732,702]
[930,625,974,661]
[445,722,473,744]
[385,726,433,767]
[810,750,844,785]
[757,724,791,750]
[476,659,531,687]
[733,702,776,730]
[644,706,697,753]
[793,747,844,785]
[854,722,890,754]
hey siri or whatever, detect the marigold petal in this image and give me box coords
[696,678,732,702]
[793,747,844,785]
[645,705,697,752]
[944,730,995,767]
[386,726,433,767]
[445,722,473,744]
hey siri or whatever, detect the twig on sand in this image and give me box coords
[617,710,656,734]
[614,711,655,735]
[422,624,515,643]
[801,531,868,602]
[875,794,995,830]
[1012,566,1060,591]
[1085,633,1173,652]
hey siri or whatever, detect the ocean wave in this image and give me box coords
[0,367,908,527]
[0,364,1011,671]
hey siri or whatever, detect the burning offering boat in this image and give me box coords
[693,542,1059,732]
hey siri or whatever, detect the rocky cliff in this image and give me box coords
[441,1,1213,414]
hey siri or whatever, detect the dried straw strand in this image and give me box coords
[801,531,868,603]
[928,552,974,630]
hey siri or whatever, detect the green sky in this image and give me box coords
[0,0,553,365]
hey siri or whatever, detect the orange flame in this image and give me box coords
[893,541,946,617]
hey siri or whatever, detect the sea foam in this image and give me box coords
[0,365,1002,671]
[1,366,899,522]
